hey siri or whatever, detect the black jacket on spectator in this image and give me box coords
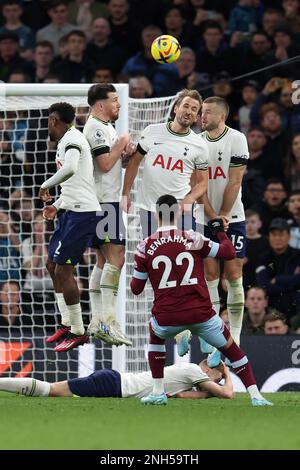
[243,235,270,289]
[86,41,127,75]
[256,246,300,318]
[242,167,266,209]
[250,200,292,234]
[0,54,34,82]
[51,55,95,83]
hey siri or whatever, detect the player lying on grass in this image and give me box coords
[0,361,233,399]
[130,194,273,407]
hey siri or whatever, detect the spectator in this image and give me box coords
[7,69,30,83]
[220,309,230,330]
[282,0,300,36]
[22,213,53,293]
[0,281,22,327]
[256,217,300,319]
[188,0,226,31]
[263,311,290,335]
[211,72,239,128]
[0,211,20,284]
[243,209,270,289]
[164,6,195,47]
[36,0,76,55]
[68,0,109,40]
[288,190,300,248]
[228,0,260,35]
[159,47,198,96]
[290,313,300,333]
[33,41,54,83]
[129,76,153,98]
[51,30,94,83]
[42,72,60,83]
[107,0,141,57]
[121,25,175,96]
[0,31,34,82]
[266,24,300,78]
[258,103,290,179]
[242,287,268,335]
[0,0,35,60]
[285,134,300,191]
[251,179,291,234]
[239,80,259,135]
[21,0,51,33]
[91,66,114,84]
[195,21,231,81]
[242,126,267,209]
[262,8,284,37]
[86,17,127,75]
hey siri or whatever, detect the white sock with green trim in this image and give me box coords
[89,265,103,327]
[0,378,50,396]
[226,277,244,346]
[100,263,121,325]
[55,293,71,327]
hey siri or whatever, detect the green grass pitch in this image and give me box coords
[0,393,299,450]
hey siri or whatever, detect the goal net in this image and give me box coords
[0,84,176,380]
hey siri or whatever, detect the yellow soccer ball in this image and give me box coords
[151,35,181,64]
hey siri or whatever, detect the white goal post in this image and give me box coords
[0,83,176,380]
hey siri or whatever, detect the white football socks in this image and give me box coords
[207,278,221,315]
[152,379,164,396]
[226,277,244,346]
[68,303,85,336]
[55,293,71,327]
[89,265,103,327]
[0,378,50,397]
[247,384,264,401]
[100,263,121,325]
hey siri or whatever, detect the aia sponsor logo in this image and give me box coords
[152,155,183,173]
[208,166,226,179]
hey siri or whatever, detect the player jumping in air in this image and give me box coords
[177,97,249,367]
[84,84,134,346]
[0,361,233,400]
[121,88,209,237]
[40,102,101,352]
[130,195,273,406]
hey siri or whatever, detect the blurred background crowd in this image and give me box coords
[0,0,300,336]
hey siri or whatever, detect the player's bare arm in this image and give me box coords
[121,150,144,212]
[95,133,131,173]
[199,366,233,399]
[219,165,246,218]
[182,169,208,210]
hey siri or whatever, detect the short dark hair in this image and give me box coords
[67,30,86,41]
[87,84,116,106]
[35,40,54,53]
[245,209,261,219]
[265,178,285,189]
[156,194,179,223]
[264,310,287,325]
[2,0,22,8]
[48,102,75,124]
[203,96,229,119]
[47,0,67,11]
[288,189,300,199]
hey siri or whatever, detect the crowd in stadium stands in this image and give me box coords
[0,0,300,334]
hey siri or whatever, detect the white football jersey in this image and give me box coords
[136,122,209,212]
[55,127,100,212]
[195,126,249,224]
[121,363,209,398]
[83,115,120,202]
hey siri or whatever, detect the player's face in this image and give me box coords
[103,92,121,121]
[174,97,200,128]
[48,114,58,141]
[201,103,224,131]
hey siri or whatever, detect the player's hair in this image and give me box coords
[156,194,179,223]
[87,84,117,106]
[203,96,229,119]
[48,102,75,124]
[175,89,203,109]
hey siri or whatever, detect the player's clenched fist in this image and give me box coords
[43,205,57,221]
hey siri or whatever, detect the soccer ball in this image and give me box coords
[151,35,181,64]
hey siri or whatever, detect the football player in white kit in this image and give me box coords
[0,361,233,400]
[177,96,249,367]
[121,89,209,236]
[84,84,134,346]
[39,102,101,352]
